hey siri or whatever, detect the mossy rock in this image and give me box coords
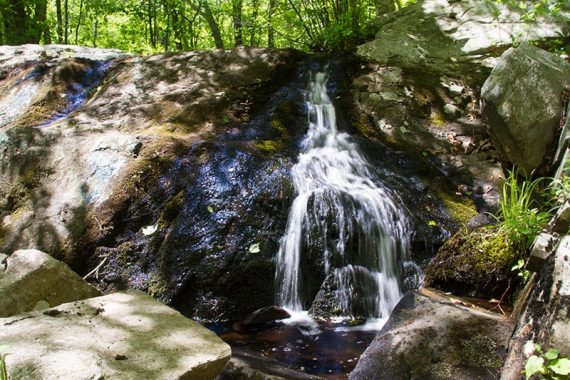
[437,189,478,226]
[424,227,518,299]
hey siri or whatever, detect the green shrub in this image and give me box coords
[496,168,551,251]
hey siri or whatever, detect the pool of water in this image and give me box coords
[207,316,379,379]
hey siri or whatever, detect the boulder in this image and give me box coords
[0,290,231,379]
[480,43,570,173]
[0,249,100,317]
[349,288,514,380]
[357,0,566,76]
[424,227,517,299]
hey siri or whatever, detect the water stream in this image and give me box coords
[276,72,411,324]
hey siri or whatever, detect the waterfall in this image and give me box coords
[276,72,410,320]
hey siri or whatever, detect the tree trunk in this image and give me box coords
[75,0,84,44]
[267,0,275,47]
[1,0,30,44]
[232,0,242,46]
[249,0,260,46]
[147,0,155,47]
[64,0,69,44]
[187,0,224,49]
[56,0,63,43]
[33,0,48,43]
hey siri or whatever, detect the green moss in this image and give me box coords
[354,112,377,139]
[117,241,135,266]
[271,119,290,139]
[437,189,478,225]
[460,334,503,370]
[254,139,282,154]
[430,109,446,128]
[158,190,185,227]
[147,273,168,298]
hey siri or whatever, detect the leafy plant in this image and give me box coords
[525,345,570,379]
[551,175,570,203]
[496,168,551,251]
[511,258,531,283]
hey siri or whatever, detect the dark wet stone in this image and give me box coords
[243,306,290,327]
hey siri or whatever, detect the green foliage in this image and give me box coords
[0,345,8,380]
[496,168,551,251]
[511,258,531,283]
[551,175,570,204]
[525,344,570,379]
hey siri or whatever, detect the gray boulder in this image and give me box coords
[349,288,514,380]
[0,290,231,379]
[357,0,566,76]
[480,43,570,173]
[0,249,100,317]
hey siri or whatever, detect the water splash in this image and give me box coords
[276,72,410,320]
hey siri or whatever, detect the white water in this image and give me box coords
[276,72,410,321]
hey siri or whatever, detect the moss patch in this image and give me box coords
[254,139,282,154]
[436,189,478,225]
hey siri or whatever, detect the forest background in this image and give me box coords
[0,0,567,54]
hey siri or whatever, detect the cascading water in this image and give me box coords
[276,72,411,322]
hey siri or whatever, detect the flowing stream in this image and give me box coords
[276,72,411,323]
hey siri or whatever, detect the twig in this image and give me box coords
[83,255,109,280]
[491,278,511,316]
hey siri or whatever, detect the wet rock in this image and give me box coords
[243,306,290,327]
[0,290,231,379]
[424,227,517,299]
[0,249,100,317]
[480,43,570,173]
[349,288,514,380]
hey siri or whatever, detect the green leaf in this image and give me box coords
[428,220,437,226]
[525,355,545,379]
[421,151,428,157]
[550,358,570,375]
[248,243,260,253]
[544,348,560,360]
[207,206,214,213]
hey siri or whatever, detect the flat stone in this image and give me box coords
[0,290,231,379]
[0,249,100,317]
[349,288,514,380]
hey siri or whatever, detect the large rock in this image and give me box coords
[349,288,514,380]
[0,249,100,317]
[0,290,231,379]
[357,0,566,76]
[480,43,570,173]
[424,227,517,299]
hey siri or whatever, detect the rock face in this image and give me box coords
[0,249,100,317]
[0,290,231,379]
[480,43,570,173]
[349,288,514,380]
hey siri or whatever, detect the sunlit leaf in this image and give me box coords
[248,243,260,253]
[141,224,158,236]
[525,355,545,379]
[550,358,570,375]
[544,348,560,360]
